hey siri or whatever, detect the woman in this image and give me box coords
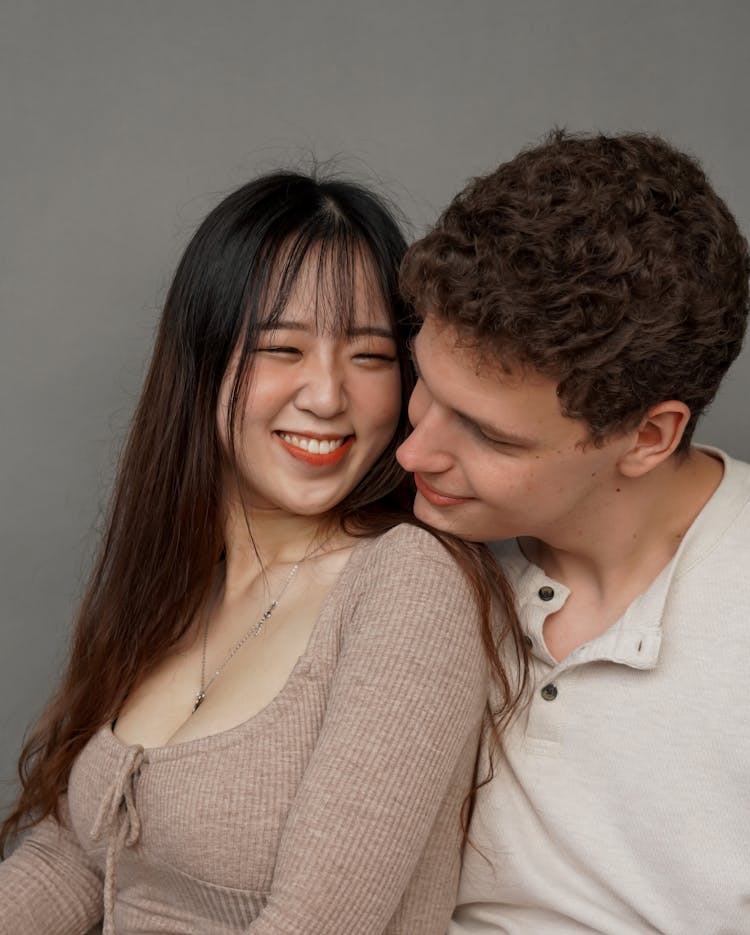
[0,172,522,934]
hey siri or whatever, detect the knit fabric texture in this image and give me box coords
[1,524,487,935]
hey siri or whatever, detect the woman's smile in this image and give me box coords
[216,257,402,517]
[275,431,355,466]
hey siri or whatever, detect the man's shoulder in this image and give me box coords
[696,445,750,484]
[686,447,750,544]
[695,444,750,479]
[665,449,750,613]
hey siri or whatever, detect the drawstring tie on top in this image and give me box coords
[90,744,145,935]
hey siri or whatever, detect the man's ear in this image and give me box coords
[617,401,692,478]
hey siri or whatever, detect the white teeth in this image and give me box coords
[279,432,347,454]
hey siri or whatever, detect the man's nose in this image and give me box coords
[396,396,454,475]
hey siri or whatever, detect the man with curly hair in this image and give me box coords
[397,131,750,933]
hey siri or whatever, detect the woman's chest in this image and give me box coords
[115,579,336,749]
[68,671,329,893]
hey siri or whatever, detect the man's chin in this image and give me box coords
[412,495,486,541]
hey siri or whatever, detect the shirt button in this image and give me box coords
[540,683,558,701]
[538,586,555,601]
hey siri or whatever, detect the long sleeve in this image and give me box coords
[247,524,488,935]
[0,799,103,935]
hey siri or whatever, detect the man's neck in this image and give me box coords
[521,448,724,660]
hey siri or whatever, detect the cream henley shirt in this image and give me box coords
[450,447,750,935]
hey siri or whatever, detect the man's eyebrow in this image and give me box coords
[455,410,535,447]
[412,340,535,447]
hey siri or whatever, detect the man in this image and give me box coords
[396,131,750,934]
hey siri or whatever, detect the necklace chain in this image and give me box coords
[192,534,333,714]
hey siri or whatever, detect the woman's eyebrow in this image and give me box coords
[260,320,394,339]
[347,326,395,339]
[259,318,310,332]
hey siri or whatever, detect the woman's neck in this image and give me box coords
[220,495,342,593]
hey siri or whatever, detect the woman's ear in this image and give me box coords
[617,401,692,478]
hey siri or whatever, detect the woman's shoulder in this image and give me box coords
[342,522,478,615]
[360,520,456,556]
[331,523,486,677]
[343,522,461,580]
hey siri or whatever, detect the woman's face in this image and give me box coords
[217,257,402,518]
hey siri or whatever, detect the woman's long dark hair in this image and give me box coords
[1,172,528,855]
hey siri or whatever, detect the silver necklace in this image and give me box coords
[192,534,335,714]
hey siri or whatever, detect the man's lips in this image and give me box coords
[414,472,472,506]
[275,431,354,466]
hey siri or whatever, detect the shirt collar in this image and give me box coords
[491,447,748,671]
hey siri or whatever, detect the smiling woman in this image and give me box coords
[0,172,523,935]
[216,255,402,519]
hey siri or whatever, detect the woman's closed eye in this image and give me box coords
[350,336,397,364]
[353,350,397,363]
[258,345,302,357]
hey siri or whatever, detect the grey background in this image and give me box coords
[2,0,750,800]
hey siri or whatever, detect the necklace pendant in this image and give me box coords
[192,556,308,715]
[192,690,206,714]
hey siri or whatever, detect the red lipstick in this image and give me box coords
[276,433,354,467]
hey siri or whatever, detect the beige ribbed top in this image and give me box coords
[0,524,487,935]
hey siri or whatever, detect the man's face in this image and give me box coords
[396,315,631,543]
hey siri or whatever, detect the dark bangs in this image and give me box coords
[214,173,414,516]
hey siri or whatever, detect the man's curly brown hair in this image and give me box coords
[401,130,749,451]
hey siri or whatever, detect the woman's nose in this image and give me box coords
[294,356,347,418]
